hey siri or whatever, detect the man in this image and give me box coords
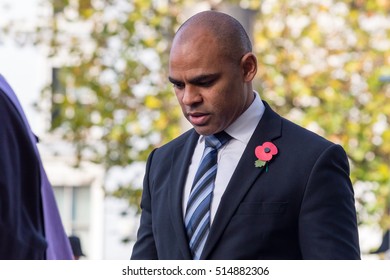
[0,74,73,259]
[131,11,360,260]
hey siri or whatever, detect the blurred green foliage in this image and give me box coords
[42,0,184,207]
[250,0,390,229]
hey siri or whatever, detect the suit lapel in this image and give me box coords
[201,102,283,259]
[169,129,199,259]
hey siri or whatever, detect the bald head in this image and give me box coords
[172,11,252,63]
[169,10,258,135]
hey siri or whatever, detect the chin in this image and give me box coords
[193,126,220,136]
[193,127,211,136]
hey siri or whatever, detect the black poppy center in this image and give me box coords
[264,147,271,153]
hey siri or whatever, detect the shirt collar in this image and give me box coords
[225,91,265,144]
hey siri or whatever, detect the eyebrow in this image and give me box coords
[168,73,220,85]
[168,76,181,84]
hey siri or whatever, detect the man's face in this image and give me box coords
[169,31,251,136]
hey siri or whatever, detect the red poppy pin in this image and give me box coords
[255,142,278,172]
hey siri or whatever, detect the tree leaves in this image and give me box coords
[255,0,390,228]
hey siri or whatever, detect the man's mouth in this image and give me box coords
[188,112,210,126]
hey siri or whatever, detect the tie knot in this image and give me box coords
[204,131,232,150]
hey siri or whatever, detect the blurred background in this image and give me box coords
[0,0,389,259]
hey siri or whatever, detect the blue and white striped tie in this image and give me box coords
[185,131,231,259]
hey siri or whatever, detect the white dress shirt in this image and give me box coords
[182,92,265,223]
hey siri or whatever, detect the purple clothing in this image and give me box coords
[0,74,73,259]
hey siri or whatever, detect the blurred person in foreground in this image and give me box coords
[131,11,360,260]
[0,74,73,259]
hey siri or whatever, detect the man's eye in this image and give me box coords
[173,83,184,89]
[198,80,214,87]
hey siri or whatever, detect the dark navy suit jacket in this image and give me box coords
[131,101,361,260]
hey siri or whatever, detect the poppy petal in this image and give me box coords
[263,142,278,155]
[255,146,273,161]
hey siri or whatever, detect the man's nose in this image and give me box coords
[182,85,202,106]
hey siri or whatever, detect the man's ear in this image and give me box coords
[241,52,257,82]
